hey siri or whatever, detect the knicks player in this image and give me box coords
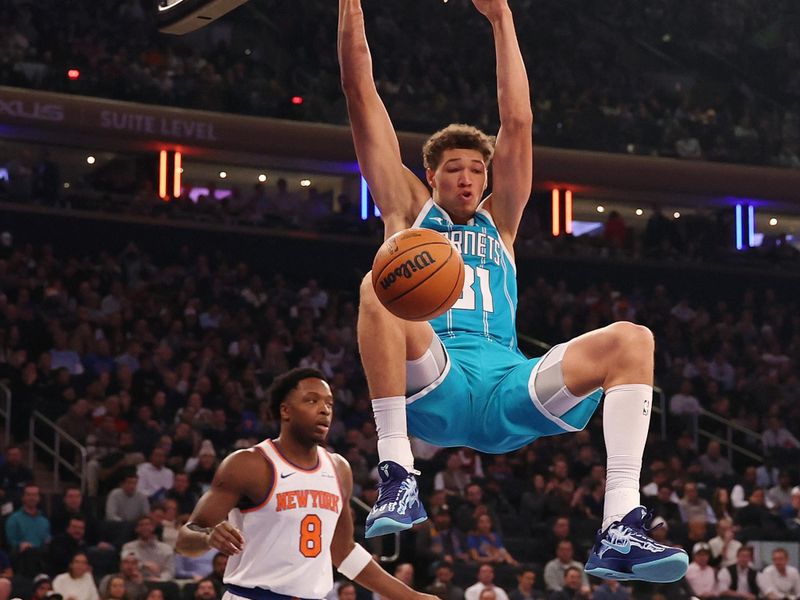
[339,0,688,583]
[175,368,438,600]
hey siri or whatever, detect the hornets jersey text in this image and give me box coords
[412,198,518,349]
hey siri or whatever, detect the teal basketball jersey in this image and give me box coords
[412,198,518,350]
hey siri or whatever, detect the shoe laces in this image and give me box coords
[377,474,418,510]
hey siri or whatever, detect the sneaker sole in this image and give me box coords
[586,553,688,583]
[365,514,428,538]
[365,517,412,538]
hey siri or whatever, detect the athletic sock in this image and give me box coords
[372,396,415,472]
[602,383,653,531]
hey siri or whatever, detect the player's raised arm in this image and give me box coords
[476,0,533,248]
[175,450,269,557]
[338,0,429,235]
[328,454,437,600]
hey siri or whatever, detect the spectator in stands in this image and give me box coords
[762,416,800,457]
[731,467,758,509]
[548,566,590,600]
[0,445,34,507]
[590,579,631,600]
[106,472,150,522]
[49,516,90,574]
[736,488,780,533]
[467,515,518,566]
[193,578,219,600]
[757,547,800,599]
[425,563,465,600]
[31,574,53,600]
[164,471,197,517]
[99,554,147,600]
[679,482,717,524]
[708,518,741,569]
[52,552,100,600]
[421,509,468,564]
[0,550,10,579]
[100,575,128,600]
[543,541,589,594]
[669,380,702,416]
[710,488,734,523]
[784,487,800,529]
[205,553,227,592]
[4,483,49,574]
[507,567,544,600]
[51,487,95,540]
[716,546,758,600]
[457,484,498,534]
[603,211,627,251]
[185,441,217,493]
[0,576,9,600]
[56,399,93,446]
[120,516,175,581]
[136,447,174,502]
[766,470,796,513]
[175,546,216,581]
[684,543,717,599]
[645,484,682,529]
[699,441,735,485]
[464,565,509,600]
[435,452,473,497]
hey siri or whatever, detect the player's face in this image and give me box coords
[285,378,334,445]
[427,148,488,223]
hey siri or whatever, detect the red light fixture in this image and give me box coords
[67,69,80,80]
[291,96,304,105]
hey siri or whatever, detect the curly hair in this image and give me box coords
[422,123,496,171]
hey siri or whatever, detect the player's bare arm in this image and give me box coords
[338,0,429,237]
[475,0,533,252]
[329,454,437,600]
[175,449,271,557]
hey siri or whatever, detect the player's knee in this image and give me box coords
[608,321,654,355]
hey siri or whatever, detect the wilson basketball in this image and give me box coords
[372,228,465,321]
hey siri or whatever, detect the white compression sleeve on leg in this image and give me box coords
[372,396,415,472]
[602,383,653,530]
[337,543,372,579]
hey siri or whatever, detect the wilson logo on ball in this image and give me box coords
[379,251,437,290]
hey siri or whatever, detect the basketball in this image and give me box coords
[372,228,465,321]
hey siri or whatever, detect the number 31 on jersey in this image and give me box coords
[452,265,493,312]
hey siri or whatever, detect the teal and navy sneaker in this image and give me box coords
[585,506,689,582]
[365,461,428,538]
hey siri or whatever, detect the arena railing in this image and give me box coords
[28,410,88,494]
[350,495,400,563]
[690,410,763,464]
[0,382,10,445]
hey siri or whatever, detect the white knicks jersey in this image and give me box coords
[223,439,343,599]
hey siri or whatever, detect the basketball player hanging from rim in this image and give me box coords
[339,0,688,583]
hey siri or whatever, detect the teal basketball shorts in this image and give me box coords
[406,335,603,453]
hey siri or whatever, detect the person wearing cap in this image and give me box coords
[784,486,800,529]
[716,546,758,600]
[30,575,52,600]
[685,543,718,599]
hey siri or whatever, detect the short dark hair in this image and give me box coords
[564,566,581,578]
[268,367,327,418]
